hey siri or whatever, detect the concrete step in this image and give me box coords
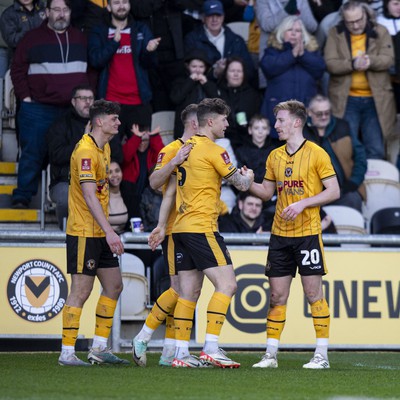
[0,161,17,175]
[0,208,41,222]
[0,184,16,194]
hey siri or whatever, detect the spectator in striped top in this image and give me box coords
[10,0,88,208]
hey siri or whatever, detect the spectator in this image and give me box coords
[309,0,343,23]
[122,123,164,200]
[218,56,262,149]
[0,0,12,78]
[244,0,261,77]
[184,0,256,85]
[108,160,140,234]
[10,0,88,208]
[47,85,94,230]
[304,94,367,212]
[320,207,338,234]
[0,0,46,59]
[377,0,400,111]
[130,0,186,112]
[260,15,325,139]
[219,191,273,233]
[324,0,396,160]
[256,0,318,88]
[170,48,219,139]
[139,184,162,232]
[88,0,159,143]
[236,114,278,183]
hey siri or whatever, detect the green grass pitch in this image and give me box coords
[0,352,399,399]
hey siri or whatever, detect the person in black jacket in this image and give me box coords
[47,85,94,230]
[219,191,273,234]
[170,48,219,139]
[47,85,122,230]
[217,56,261,150]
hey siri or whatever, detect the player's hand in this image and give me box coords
[239,165,254,181]
[106,231,124,255]
[281,201,305,221]
[148,226,165,251]
[173,143,192,165]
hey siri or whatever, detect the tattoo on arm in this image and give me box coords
[228,171,252,191]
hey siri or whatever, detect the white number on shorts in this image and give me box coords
[300,249,320,265]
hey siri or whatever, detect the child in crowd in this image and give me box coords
[236,114,278,183]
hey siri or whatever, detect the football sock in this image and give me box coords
[165,311,176,340]
[145,287,179,330]
[174,340,190,359]
[61,305,82,348]
[311,298,330,359]
[161,338,175,359]
[266,304,287,341]
[203,334,219,354]
[174,298,196,342]
[266,338,279,357]
[206,292,231,336]
[94,295,117,341]
[92,335,108,350]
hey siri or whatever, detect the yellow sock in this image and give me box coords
[266,304,286,340]
[146,288,179,330]
[165,312,175,340]
[95,295,117,339]
[174,298,196,342]
[311,298,330,339]
[206,292,231,336]
[62,305,82,347]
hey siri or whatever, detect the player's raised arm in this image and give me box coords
[149,144,192,190]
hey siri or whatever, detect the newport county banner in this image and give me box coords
[196,248,400,347]
[0,246,100,338]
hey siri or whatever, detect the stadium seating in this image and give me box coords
[370,207,400,234]
[226,21,250,44]
[323,205,366,235]
[362,159,400,230]
[151,111,175,146]
[119,253,150,321]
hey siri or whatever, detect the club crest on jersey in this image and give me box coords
[81,158,91,171]
[86,259,96,270]
[285,167,292,177]
[220,151,231,164]
[157,152,165,164]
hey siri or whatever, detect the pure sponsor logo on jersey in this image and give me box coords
[277,180,305,195]
[220,151,231,164]
[7,260,68,322]
[81,158,91,171]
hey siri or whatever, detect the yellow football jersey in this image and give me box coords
[265,140,336,237]
[66,134,110,237]
[154,139,184,235]
[173,135,237,233]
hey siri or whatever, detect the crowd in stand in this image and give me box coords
[0,0,399,233]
